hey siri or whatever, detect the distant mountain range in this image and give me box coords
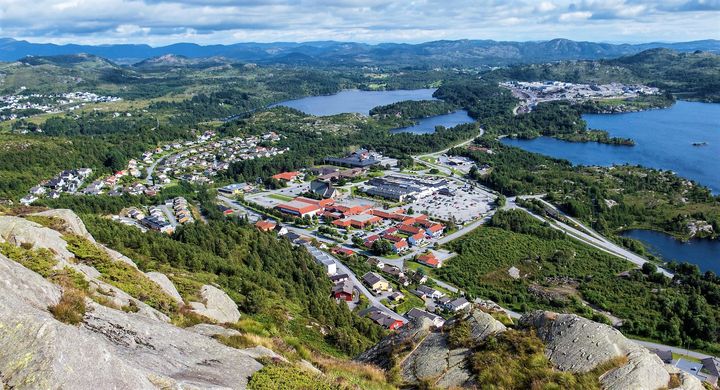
[1,37,718,67]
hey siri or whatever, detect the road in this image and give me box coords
[145,155,167,185]
[160,204,178,227]
[504,196,674,278]
[631,340,714,360]
[304,244,407,324]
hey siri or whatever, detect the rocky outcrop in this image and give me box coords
[0,252,267,389]
[357,309,507,388]
[520,311,699,390]
[31,209,95,241]
[0,216,74,261]
[189,285,241,324]
[466,309,507,340]
[187,323,242,338]
[146,271,184,305]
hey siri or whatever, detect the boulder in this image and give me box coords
[31,209,94,241]
[0,252,266,389]
[102,245,140,270]
[189,285,241,324]
[358,309,507,388]
[520,311,672,390]
[466,309,507,340]
[146,272,184,305]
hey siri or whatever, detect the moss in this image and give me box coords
[49,288,86,325]
[248,364,338,390]
[24,215,68,234]
[64,234,178,315]
[471,329,605,390]
[0,242,57,277]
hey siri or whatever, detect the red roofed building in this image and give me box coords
[393,240,409,253]
[275,200,321,217]
[382,233,405,243]
[331,247,356,257]
[364,234,380,247]
[408,231,426,246]
[425,223,445,237]
[398,224,424,235]
[295,197,334,208]
[417,252,442,268]
[271,171,300,181]
[255,220,277,232]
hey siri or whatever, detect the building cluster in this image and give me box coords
[21,168,92,205]
[1,90,121,122]
[114,197,193,234]
[364,174,450,202]
[158,132,285,185]
[324,148,383,168]
[363,211,445,253]
[500,81,660,112]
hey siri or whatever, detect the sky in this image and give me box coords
[0,0,719,46]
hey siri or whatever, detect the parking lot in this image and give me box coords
[406,181,494,223]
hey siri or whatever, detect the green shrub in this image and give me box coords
[0,242,57,277]
[64,234,178,315]
[49,288,87,325]
[248,364,338,390]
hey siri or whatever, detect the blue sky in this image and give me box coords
[1,0,719,45]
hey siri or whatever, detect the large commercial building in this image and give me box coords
[365,175,449,202]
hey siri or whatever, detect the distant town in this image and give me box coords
[1,89,121,122]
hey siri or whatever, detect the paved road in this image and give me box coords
[217,195,262,222]
[145,155,167,185]
[304,245,407,324]
[632,340,714,360]
[505,197,674,278]
[160,204,178,227]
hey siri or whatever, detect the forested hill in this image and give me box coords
[1,37,718,66]
[489,49,720,102]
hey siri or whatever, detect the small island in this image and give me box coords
[692,141,708,146]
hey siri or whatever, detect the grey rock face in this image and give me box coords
[146,271,184,305]
[31,209,95,241]
[358,309,506,388]
[0,216,74,261]
[520,311,673,390]
[0,252,266,389]
[189,285,241,324]
[186,323,242,338]
[466,309,507,340]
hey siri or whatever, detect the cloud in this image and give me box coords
[0,0,717,45]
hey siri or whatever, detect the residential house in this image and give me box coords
[255,220,277,232]
[366,308,403,330]
[274,224,288,236]
[362,272,390,293]
[417,285,444,300]
[393,240,409,253]
[446,297,471,312]
[329,273,349,284]
[28,186,46,196]
[367,257,384,269]
[332,280,355,302]
[406,308,446,328]
[408,231,426,246]
[417,252,443,268]
[19,195,37,205]
[388,291,405,302]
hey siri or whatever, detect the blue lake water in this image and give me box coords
[272,88,475,133]
[391,110,475,134]
[621,230,720,274]
[273,88,438,116]
[501,101,720,193]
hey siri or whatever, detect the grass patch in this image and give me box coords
[64,234,178,315]
[248,364,338,390]
[391,289,426,315]
[49,288,86,325]
[24,215,69,234]
[268,193,294,202]
[0,242,57,277]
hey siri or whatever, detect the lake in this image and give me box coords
[501,101,720,193]
[391,110,475,134]
[273,88,438,116]
[272,88,474,133]
[621,229,720,274]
